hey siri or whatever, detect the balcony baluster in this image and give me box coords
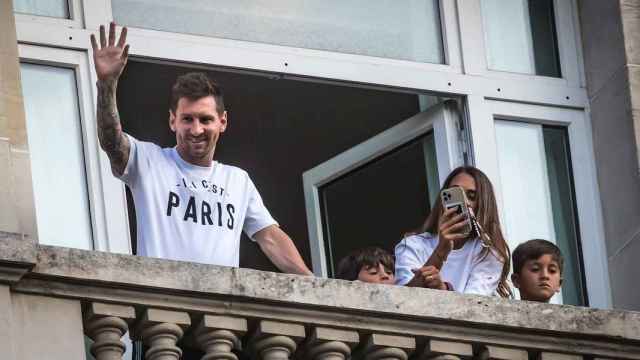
[134,308,191,360]
[250,320,305,360]
[359,334,415,360]
[304,327,360,360]
[193,314,248,360]
[83,302,136,360]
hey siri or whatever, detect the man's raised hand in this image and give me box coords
[91,22,131,177]
[90,22,129,81]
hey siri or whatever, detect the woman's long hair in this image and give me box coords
[418,166,512,298]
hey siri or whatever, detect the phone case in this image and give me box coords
[440,186,473,235]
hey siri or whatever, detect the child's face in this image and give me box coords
[357,263,395,285]
[512,254,562,302]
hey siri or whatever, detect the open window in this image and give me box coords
[116,59,458,271]
[303,101,465,276]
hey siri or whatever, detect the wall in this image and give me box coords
[0,0,37,241]
[578,0,640,310]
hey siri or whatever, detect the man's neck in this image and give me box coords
[176,147,214,167]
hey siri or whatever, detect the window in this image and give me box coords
[481,0,561,77]
[20,62,93,249]
[304,101,463,276]
[117,59,446,271]
[111,0,444,64]
[478,100,610,307]
[319,133,438,276]
[494,120,584,305]
[13,0,70,18]
[18,45,132,254]
[11,0,608,307]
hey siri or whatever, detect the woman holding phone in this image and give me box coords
[395,166,512,298]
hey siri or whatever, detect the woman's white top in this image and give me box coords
[394,232,503,296]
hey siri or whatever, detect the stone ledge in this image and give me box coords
[23,245,640,343]
[0,232,37,283]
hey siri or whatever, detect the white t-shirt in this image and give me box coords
[394,232,503,296]
[119,135,277,266]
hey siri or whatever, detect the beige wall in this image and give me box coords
[10,293,86,360]
[0,285,19,360]
[0,0,36,240]
[578,0,640,310]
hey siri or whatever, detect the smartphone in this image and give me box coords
[440,186,473,235]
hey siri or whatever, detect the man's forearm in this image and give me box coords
[271,244,313,275]
[96,79,129,176]
[268,237,313,275]
[255,226,313,275]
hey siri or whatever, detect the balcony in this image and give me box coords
[0,233,639,360]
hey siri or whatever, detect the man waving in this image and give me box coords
[91,22,312,275]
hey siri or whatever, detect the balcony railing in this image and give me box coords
[0,236,639,360]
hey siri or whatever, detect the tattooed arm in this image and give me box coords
[96,79,129,176]
[91,22,131,176]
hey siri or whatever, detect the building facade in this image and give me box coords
[1,1,640,359]
[0,0,638,313]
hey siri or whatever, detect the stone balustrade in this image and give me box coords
[0,241,639,359]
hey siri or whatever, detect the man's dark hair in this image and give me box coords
[512,239,564,275]
[335,247,395,281]
[170,72,225,115]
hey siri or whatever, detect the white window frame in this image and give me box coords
[457,0,583,88]
[13,0,84,28]
[99,0,463,70]
[302,101,464,276]
[11,0,609,306]
[467,98,611,309]
[14,0,588,108]
[17,44,131,254]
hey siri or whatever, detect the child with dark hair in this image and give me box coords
[335,247,395,285]
[511,239,563,302]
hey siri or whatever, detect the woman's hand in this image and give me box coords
[406,265,446,290]
[436,207,471,257]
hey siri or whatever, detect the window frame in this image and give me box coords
[11,0,609,307]
[467,98,611,308]
[17,44,132,254]
[456,0,583,87]
[302,101,464,276]
[13,0,84,28]
[102,0,463,71]
[14,0,588,107]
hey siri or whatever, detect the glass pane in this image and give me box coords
[20,63,93,250]
[112,0,444,64]
[543,126,585,305]
[481,0,561,77]
[320,134,434,277]
[13,0,70,19]
[495,120,584,305]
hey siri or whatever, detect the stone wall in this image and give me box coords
[0,0,37,241]
[578,0,640,310]
[2,244,640,360]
